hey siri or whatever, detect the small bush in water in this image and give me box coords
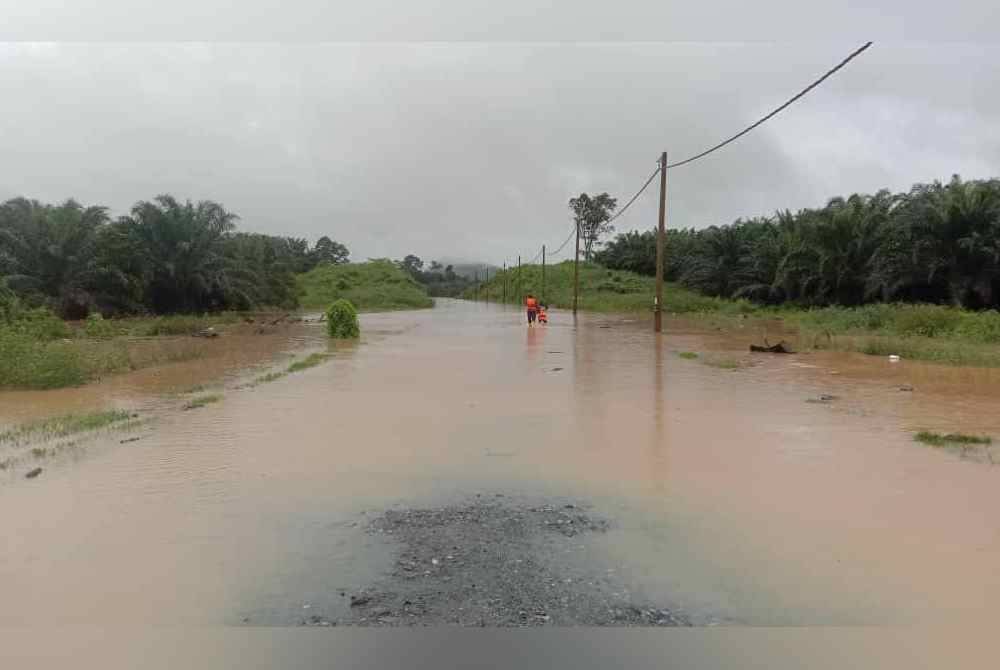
[326,299,360,339]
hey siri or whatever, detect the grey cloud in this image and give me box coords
[1,42,998,264]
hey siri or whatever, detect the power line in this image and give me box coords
[665,41,872,169]
[501,42,872,271]
[607,166,661,224]
[548,225,578,258]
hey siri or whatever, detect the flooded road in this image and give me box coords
[2,299,1000,626]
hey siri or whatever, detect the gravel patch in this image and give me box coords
[300,495,690,627]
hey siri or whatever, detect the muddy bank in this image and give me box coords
[285,496,695,628]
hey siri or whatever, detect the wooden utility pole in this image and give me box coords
[572,222,580,315]
[541,244,546,306]
[516,255,521,306]
[654,151,667,333]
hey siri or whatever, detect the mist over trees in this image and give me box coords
[596,175,1000,310]
[0,195,351,317]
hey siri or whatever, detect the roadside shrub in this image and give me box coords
[6,307,71,340]
[889,304,963,338]
[84,313,118,339]
[326,299,360,339]
[0,332,88,388]
[0,283,20,323]
[954,310,1000,344]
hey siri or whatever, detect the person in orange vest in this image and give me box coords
[525,294,539,326]
[537,304,548,325]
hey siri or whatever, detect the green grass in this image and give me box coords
[701,355,750,370]
[183,393,222,410]
[286,352,330,373]
[297,260,434,311]
[468,261,756,315]
[792,303,1000,344]
[0,409,134,447]
[472,263,1000,367]
[677,351,699,360]
[0,309,242,389]
[473,265,1000,368]
[254,371,287,384]
[788,305,1000,367]
[78,312,244,338]
[914,431,992,447]
[248,351,332,387]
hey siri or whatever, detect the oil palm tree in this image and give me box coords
[0,197,110,317]
[904,176,1000,308]
[122,195,240,313]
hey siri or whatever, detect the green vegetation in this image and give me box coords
[702,355,751,370]
[677,351,699,360]
[914,431,992,447]
[0,304,242,389]
[596,175,1000,311]
[0,196,354,318]
[183,394,222,410]
[326,299,361,338]
[286,352,331,372]
[473,260,1000,366]
[254,371,287,384]
[0,409,133,447]
[468,261,753,314]
[298,260,433,311]
[398,255,480,297]
[0,331,127,389]
[251,352,333,386]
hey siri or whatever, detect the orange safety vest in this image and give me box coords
[525,297,538,311]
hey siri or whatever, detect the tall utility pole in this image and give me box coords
[502,262,507,303]
[541,244,546,306]
[516,255,521,306]
[572,222,580,315]
[654,151,667,333]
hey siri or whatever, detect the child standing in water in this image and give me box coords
[537,304,548,325]
[525,294,538,326]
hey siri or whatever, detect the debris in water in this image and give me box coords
[750,340,793,354]
[889,355,901,362]
[25,467,43,479]
[120,437,141,444]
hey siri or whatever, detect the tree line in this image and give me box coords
[398,254,477,297]
[0,195,351,318]
[595,175,1000,310]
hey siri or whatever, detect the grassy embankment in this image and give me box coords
[297,260,434,311]
[0,310,245,390]
[471,261,1000,367]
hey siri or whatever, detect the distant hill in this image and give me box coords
[432,260,500,280]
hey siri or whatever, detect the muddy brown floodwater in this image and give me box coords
[2,299,1000,628]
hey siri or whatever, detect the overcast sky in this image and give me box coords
[1,40,998,264]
